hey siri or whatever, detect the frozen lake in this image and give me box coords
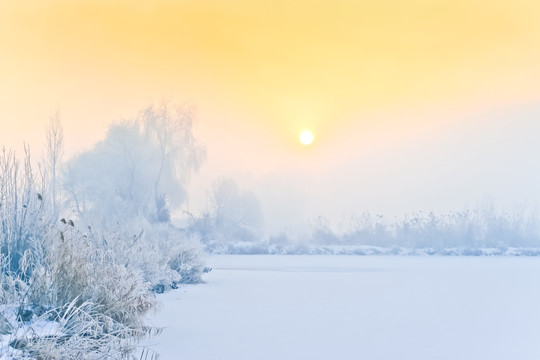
[145,255,540,360]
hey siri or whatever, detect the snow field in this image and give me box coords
[144,255,540,360]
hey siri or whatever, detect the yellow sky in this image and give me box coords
[0,0,539,169]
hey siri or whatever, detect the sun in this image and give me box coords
[299,130,314,145]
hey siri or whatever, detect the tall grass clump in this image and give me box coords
[89,218,207,291]
[7,299,154,360]
[28,226,155,327]
[0,147,49,279]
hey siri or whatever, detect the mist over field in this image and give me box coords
[187,102,540,241]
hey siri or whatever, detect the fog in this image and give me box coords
[2,99,539,249]
[185,101,540,239]
[2,0,539,249]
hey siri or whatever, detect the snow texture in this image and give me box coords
[144,255,540,360]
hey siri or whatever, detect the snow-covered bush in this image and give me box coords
[76,218,208,291]
[28,227,155,328]
[310,216,340,245]
[0,223,162,359]
[167,236,207,284]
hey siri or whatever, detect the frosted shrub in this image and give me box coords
[95,221,178,289]
[29,227,155,328]
[310,216,340,245]
[167,235,206,284]
[90,219,205,288]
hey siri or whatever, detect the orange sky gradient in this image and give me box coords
[1,0,540,225]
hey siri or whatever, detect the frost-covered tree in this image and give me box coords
[211,178,264,241]
[191,178,264,244]
[65,104,206,226]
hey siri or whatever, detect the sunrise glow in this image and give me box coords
[1,0,539,218]
[299,130,314,145]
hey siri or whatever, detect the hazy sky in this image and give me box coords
[1,0,539,232]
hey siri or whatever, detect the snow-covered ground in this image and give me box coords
[144,255,540,360]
